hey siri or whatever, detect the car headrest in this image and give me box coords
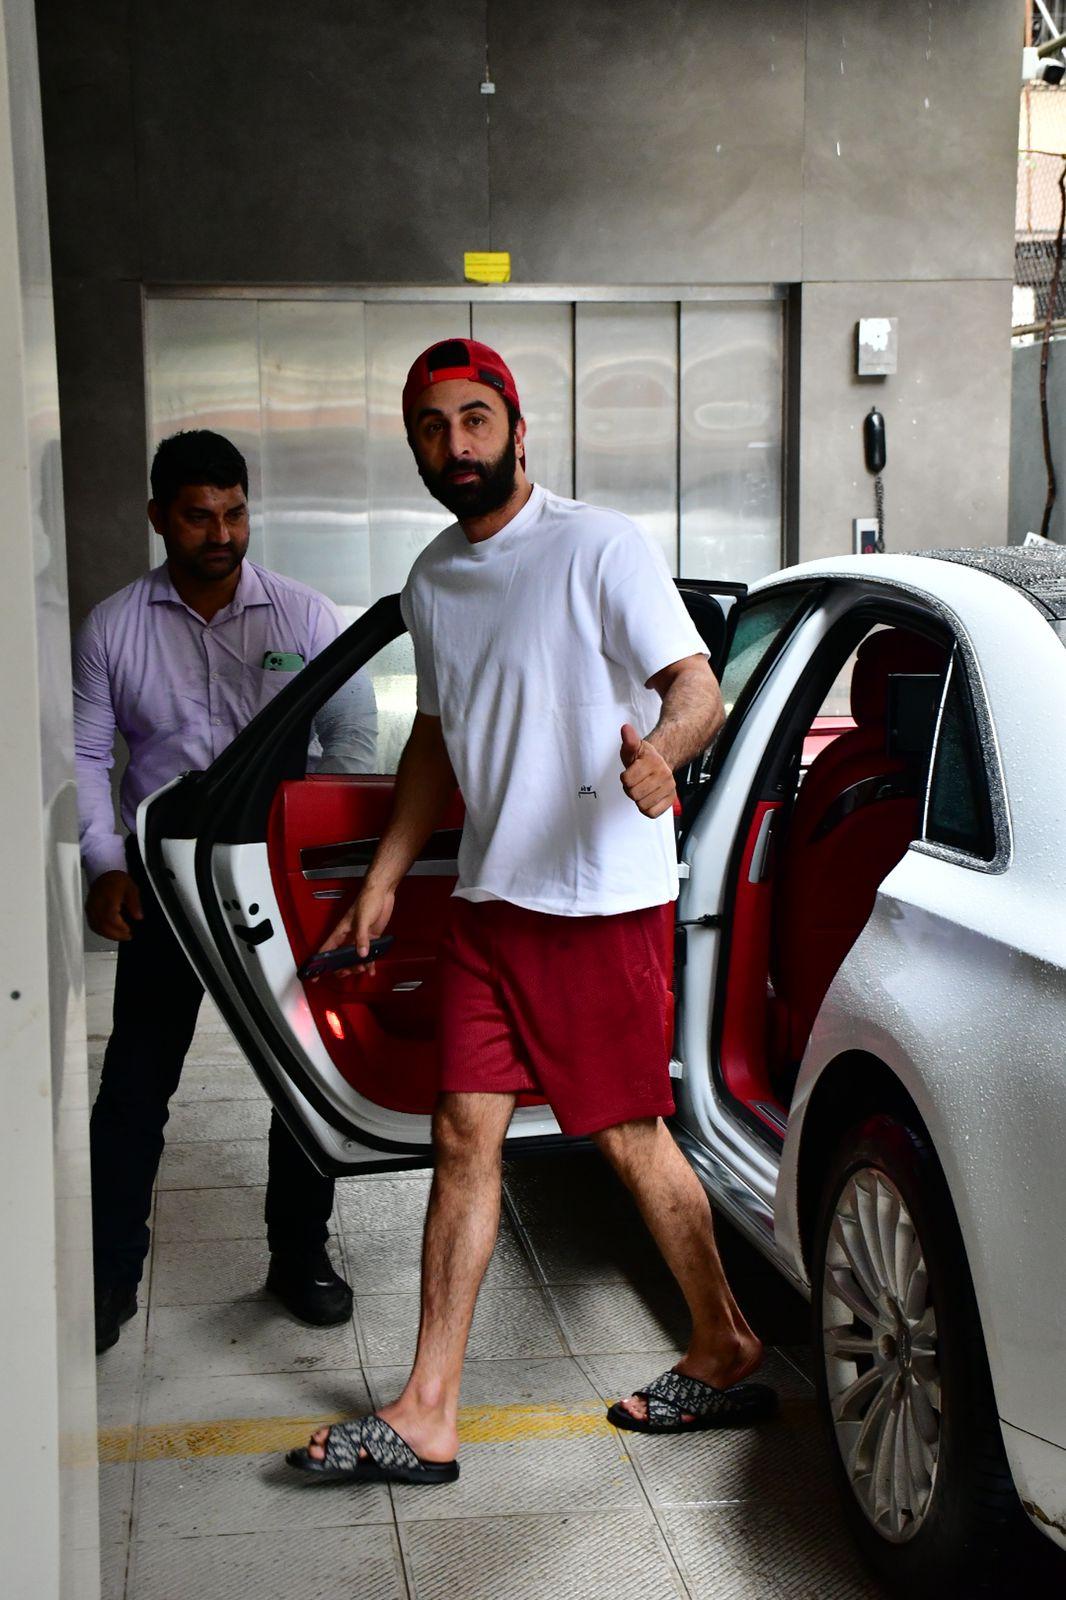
[851,630,946,725]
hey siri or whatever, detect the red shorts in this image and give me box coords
[438,898,675,1137]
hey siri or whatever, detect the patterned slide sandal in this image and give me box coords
[286,1414,459,1486]
[607,1369,779,1434]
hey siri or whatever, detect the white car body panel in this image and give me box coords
[756,555,1066,1509]
[1000,1424,1066,1553]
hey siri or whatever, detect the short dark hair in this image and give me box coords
[150,430,249,508]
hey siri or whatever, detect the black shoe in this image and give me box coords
[95,1282,138,1355]
[265,1248,353,1326]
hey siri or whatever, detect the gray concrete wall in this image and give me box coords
[35,0,1023,622]
[1010,338,1066,543]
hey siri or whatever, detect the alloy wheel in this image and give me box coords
[821,1165,942,1543]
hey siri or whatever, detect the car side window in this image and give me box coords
[718,588,812,716]
[924,658,996,861]
[314,632,417,777]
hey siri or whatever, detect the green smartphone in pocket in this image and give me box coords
[262,651,305,671]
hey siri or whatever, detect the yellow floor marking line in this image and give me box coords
[98,1402,613,1464]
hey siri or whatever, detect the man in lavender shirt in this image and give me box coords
[74,430,377,1353]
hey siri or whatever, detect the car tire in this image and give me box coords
[811,1113,1062,1596]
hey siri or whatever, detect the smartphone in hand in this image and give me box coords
[297,935,395,982]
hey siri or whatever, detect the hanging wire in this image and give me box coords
[1039,154,1066,538]
[873,475,885,553]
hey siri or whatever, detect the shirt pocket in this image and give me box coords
[251,665,299,715]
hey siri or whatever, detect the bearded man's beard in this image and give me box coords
[417,431,519,518]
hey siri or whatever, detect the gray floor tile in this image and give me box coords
[139,1367,369,1426]
[128,1527,407,1600]
[151,1238,272,1306]
[154,1186,269,1243]
[157,1138,268,1190]
[777,1342,816,1384]
[343,1214,535,1296]
[519,1215,670,1286]
[165,1097,273,1144]
[357,1287,566,1368]
[133,1452,391,1537]
[145,1301,359,1379]
[98,1463,136,1548]
[99,1540,129,1600]
[367,1355,603,1411]
[549,1279,689,1355]
[335,1173,432,1233]
[662,1504,886,1598]
[621,1403,830,1511]
[402,1510,684,1600]
[393,1432,645,1523]
[95,1302,150,1417]
[503,1153,633,1227]
[170,1066,267,1102]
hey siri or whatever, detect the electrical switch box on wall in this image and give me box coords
[853,518,880,555]
[856,318,898,376]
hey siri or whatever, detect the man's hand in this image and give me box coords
[619,724,677,819]
[86,870,143,941]
[317,879,396,974]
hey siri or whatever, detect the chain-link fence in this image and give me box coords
[1017,85,1066,330]
[1016,150,1066,326]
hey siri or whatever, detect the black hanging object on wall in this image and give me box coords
[863,407,886,551]
[863,407,886,475]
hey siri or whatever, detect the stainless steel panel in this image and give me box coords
[574,303,678,570]
[144,298,262,564]
[147,284,787,302]
[679,301,783,584]
[259,301,369,610]
[471,303,573,498]
[150,284,788,302]
[365,302,470,601]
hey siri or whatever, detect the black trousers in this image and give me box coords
[89,843,334,1289]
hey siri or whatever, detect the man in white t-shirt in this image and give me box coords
[287,340,776,1489]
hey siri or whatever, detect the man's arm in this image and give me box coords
[319,711,456,959]
[72,614,143,939]
[619,654,724,820]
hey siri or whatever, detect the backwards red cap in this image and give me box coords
[402,338,521,424]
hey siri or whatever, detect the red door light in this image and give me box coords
[324,1008,345,1041]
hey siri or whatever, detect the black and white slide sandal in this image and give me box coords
[607,1368,779,1434]
[285,1413,459,1486]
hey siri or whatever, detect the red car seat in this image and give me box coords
[771,629,947,1065]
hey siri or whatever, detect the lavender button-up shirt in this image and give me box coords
[73,559,377,882]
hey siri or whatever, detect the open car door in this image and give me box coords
[139,581,745,1177]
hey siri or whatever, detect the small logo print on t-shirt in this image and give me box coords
[578,785,598,799]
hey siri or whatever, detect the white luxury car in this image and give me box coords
[140,546,1066,1594]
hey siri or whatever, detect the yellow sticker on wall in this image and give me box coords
[464,251,511,284]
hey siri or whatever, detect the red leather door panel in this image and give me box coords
[267,775,463,1115]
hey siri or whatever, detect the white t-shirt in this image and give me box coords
[399,484,708,917]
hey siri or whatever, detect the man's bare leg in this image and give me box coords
[592,1116,762,1421]
[308,1090,516,1462]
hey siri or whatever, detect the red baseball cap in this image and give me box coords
[402,338,521,424]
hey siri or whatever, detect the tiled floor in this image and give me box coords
[88,953,887,1600]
